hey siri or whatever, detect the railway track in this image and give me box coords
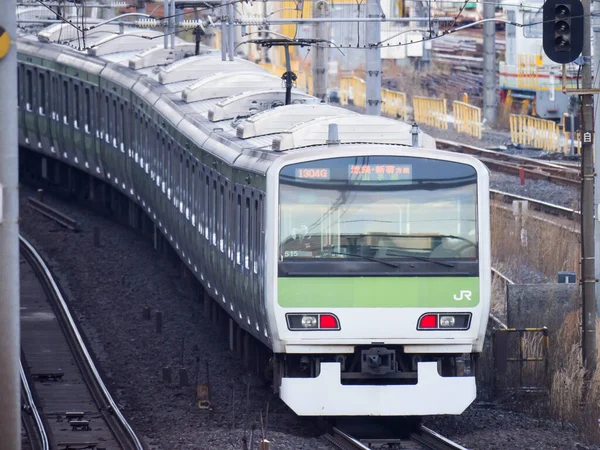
[20,235,144,450]
[490,189,579,221]
[436,139,580,187]
[326,425,469,450]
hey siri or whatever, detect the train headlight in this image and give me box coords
[286,313,340,331]
[301,315,318,328]
[439,316,456,327]
[417,313,471,330]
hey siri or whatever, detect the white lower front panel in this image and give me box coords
[280,361,476,416]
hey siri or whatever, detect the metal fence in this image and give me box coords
[413,96,448,130]
[509,114,562,152]
[453,101,482,138]
[381,88,407,121]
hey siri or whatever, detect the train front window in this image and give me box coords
[279,156,478,274]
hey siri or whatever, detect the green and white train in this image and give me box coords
[17,21,490,416]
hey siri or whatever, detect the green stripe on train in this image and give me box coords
[278,277,480,308]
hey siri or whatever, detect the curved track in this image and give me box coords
[20,235,144,450]
[326,425,470,450]
[20,361,49,450]
[437,139,580,187]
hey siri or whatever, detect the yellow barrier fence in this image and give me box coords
[452,101,482,139]
[381,88,407,121]
[509,114,562,152]
[339,75,366,108]
[413,96,448,130]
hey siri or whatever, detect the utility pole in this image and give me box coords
[0,0,21,448]
[365,0,382,115]
[312,0,329,101]
[581,0,597,374]
[482,0,497,123]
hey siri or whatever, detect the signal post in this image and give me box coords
[544,0,597,374]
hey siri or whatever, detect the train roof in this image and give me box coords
[18,20,438,169]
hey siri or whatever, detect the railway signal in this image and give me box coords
[542,0,584,63]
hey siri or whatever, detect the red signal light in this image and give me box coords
[319,314,339,329]
[419,314,437,329]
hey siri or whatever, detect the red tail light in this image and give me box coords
[419,314,438,329]
[319,314,338,329]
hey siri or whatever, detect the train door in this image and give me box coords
[82,85,95,171]
[59,76,73,162]
[72,81,87,168]
[37,69,52,153]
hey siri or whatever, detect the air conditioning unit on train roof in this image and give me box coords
[207,90,319,122]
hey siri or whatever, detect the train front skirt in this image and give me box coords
[280,361,476,416]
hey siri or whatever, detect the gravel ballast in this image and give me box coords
[18,183,597,450]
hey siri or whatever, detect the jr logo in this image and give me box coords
[453,290,473,301]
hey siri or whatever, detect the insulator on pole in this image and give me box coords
[180,20,206,31]
[135,18,161,28]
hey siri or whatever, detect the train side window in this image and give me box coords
[245,196,251,270]
[63,80,69,124]
[185,159,190,219]
[178,153,183,210]
[212,179,217,246]
[198,168,204,235]
[236,193,242,265]
[52,76,59,119]
[16,66,20,108]
[38,72,46,115]
[73,84,80,129]
[161,136,167,186]
[112,99,118,148]
[204,175,210,240]
[120,103,126,152]
[84,87,91,133]
[191,164,196,225]
[104,95,109,140]
[254,198,259,274]
[219,184,225,252]
[25,69,33,112]
[227,189,232,261]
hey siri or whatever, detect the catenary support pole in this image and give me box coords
[593,0,600,318]
[581,0,597,375]
[221,0,228,61]
[312,0,329,101]
[163,0,168,49]
[0,1,21,448]
[170,0,175,49]
[482,0,497,123]
[228,2,235,61]
[365,0,382,115]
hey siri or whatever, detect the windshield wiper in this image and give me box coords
[384,250,455,268]
[327,251,401,268]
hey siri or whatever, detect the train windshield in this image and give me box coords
[278,156,478,275]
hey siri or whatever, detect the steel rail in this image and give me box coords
[326,425,470,450]
[20,361,50,450]
[411,425,471,450]
[325,427,374,450]
[19,235,144,450]
[490,189,579,220]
